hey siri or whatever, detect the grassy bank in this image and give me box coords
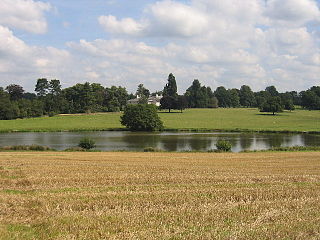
[0,108,319,133]
[0,151,320,239]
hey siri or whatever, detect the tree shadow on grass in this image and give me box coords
[158,111,183,114]
[256,113,284,116]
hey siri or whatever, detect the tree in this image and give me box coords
[78,137,96,150]
[239,85,255,107]
[105,86,128,111]
[121,104,164,131]
[184,80,213,108]
[163,73,177,97]
[254,90,271,108]
[280,92,295,111]
[259,96,283,115]
[160,96,176,113]
[49,79,62,96]
[136,84,150,98]
[214,86,232,107]
[6,84,24,101]
[161,73,179,112]
[265,86,279,97]
[301,90,320,110]
[0,89,19,120]
[176,95,188,113]
[35,78,49,97]
[228,88,240,107]
[208,97,219,108]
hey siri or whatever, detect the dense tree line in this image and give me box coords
[0,74,319,120]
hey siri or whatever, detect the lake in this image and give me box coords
[0,131,319,152]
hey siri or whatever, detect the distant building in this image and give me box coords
[127,94,162,107]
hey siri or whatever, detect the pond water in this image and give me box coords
[0,131,319,152]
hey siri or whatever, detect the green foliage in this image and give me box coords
[6,84,25,101]
[0,145,52,151]
[214,86,232,108]
[259,96,283,115]
[185,80,215,108]
[143,147,163,152]
[163,73,177,97]
[301,86,320,110]
[215,140,232,152]
[176,95,188,112]
[228,89,240,108]
[160,96,176,112]
[136,84,150,98]
[35,78,49,97]
[78,137,96,150]
[121,104,164,131]
[105,86,128,111]
[239,85,256,107]
[265,86,279,97]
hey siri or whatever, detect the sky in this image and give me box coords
[0,0,319,94]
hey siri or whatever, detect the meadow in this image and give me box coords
[0,108,319,133]
[0,151,320,239]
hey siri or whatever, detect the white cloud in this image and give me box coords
[99,15,146,36]
[265,0,320,26]
[0,25,73,89]
[146,0,209,37]
[0,0,319,93]
[0,0,51,34]
[99,0,209,38]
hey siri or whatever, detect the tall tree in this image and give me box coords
[184,79,211,108]
[214,86,232,108]
[136,84,150,98]
[239,85,255,107]
[265,86,279,97]
[49,79,62,96]
[35,78,49,97]
[228,88,240,107]
[5,84,24,101]
[105,86,128,112]
[163,73,177,97]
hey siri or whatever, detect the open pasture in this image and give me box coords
[0,151,320,239]
[0,108,319,133]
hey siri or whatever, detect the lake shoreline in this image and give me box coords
[0,128,319,134]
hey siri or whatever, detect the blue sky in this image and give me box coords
[0,0,319,93]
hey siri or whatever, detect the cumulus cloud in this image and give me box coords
[0,0,319,93]
[94,0,320,91]
[0,0,51,34]
[0,25,73,89]
[99,15,146,36]
[99,0,209,38]
[265,0,320,26]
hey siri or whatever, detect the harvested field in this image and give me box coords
[0,152,320,239]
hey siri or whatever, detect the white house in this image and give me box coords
[127,94,162,106]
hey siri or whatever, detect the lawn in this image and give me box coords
[0,108,319,132]
[0,151,319,239]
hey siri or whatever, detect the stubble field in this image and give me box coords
[0,151,320,239]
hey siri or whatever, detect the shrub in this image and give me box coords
[48,111,57,117]
[78,137,96,150]
[64,147,86,152]
[0,145,52,151]
[215,140,232,152]
[121,104,164,131]
[143,147,162,152]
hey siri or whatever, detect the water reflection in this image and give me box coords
[0,131,319,152]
